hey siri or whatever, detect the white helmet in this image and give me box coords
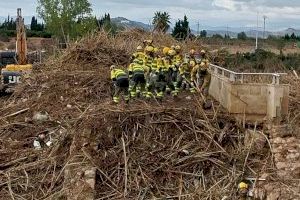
[110,65,116,70]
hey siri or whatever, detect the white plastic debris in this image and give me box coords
[33,111,49,122]
[182,149,189,155]
[185,96,192,100]
[46,141,52,147]
[33,140,42,150]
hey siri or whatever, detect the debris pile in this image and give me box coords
[0,31,298,199]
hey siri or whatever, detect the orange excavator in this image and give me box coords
[1,8,32,93]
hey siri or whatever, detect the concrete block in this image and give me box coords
[237,86,249,95]
[208,72,289,122]
[250,85,262,95]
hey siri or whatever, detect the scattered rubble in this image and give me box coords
[0,31,298,199]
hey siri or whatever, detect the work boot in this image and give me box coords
[165,86,171,94]
[171,91,178,98]
[112,97,119,104]
[130,91,136,99]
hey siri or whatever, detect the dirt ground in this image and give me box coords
[205,43,300,55]
[0,37,55,51]
[0,31,299,199]
[1,36,300,56]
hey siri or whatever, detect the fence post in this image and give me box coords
[229,73,236,82]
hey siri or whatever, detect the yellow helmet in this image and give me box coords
[175,45,181,52]
[238,182,248,190]
[110,65,116,70]
[163,47,170,55]
[168,49,176,56]
[200,62,206,67]
[154,47,159,53]
[145,46,154,53]
[190,49,196,55]
[200,49,206,54]
[137,45,143,51]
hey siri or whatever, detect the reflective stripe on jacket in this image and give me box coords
[111,69,127,80]
[128,63,145,74]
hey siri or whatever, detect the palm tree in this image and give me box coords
[152,11,171,33]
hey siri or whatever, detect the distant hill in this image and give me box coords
[111,17,152,30]
[1,15,300,38]
[0,15,151,31]
[275,28,300,36]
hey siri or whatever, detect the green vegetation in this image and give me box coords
[0,15,51,41]
[37,0,96,41]
[172,15,191,40]
[0,16,16,42]
[211,34,223,39]
[200,30,207,38]
[0,16,16,30]
[283,33,300,41]
[97,13,122,35]
[152,11,171,33]
[30,16,44,31]
[237,32,247,40]
[223,49,300,71]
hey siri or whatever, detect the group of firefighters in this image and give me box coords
[110,39,211,104]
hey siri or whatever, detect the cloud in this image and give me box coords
[0,0,37,16]
[233,0,300,8]
[212,0,240,11]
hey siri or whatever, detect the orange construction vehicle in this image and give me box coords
[1,8,32,93]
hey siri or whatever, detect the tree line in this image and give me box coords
[1,0,300,43]
[283,33,300,41]
[0,15,51,41]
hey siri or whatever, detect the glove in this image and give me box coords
[130,56,135,62]
[33,140,42,149]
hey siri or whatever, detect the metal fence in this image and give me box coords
[209,64,287,84]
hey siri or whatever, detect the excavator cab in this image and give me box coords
[1,65,32,93]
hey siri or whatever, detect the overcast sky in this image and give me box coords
[1,0,300,31]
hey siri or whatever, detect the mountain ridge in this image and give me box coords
[1,16,299,38]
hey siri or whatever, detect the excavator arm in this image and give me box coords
[16,8,28,65]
